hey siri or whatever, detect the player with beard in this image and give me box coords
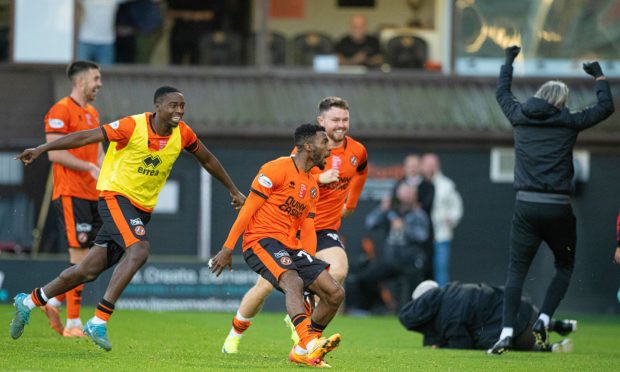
[221,97,368,353]
[11,86,245,351]
[210,123,345,368]
[40,61,105,337]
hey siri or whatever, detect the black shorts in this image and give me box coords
[53,196,102,249]
[243,237,329,292]
[94,194,151,268]
[316,229,345,252]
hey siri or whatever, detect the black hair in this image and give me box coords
[294,123,325,150]
[318,96,349,114]
[154,86,182,104]
[66,61,100,81]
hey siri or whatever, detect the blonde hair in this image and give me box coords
[534,80,569,109]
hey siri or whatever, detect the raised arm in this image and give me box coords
[496,46,522,122]
[16,127,104,165]
[192,140,246,209]
[568,62,615,131]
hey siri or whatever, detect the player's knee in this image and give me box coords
[72,264,101,283]
[325,283,345,308]
[254,279,274,297]
[126,242,150,265]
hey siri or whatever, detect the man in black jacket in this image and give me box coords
[399,281,576,351]
[488,46,615,355]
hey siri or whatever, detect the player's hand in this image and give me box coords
[230,191,246,210]
[583,61,603,78]
[319,169,339,184]
[210,247,233,276]
[614,247,620,265]
[15,147,42,165]
[504,45,521,64]
[88,163,101,181]
[391,217,404,230]
[341,206,354,218]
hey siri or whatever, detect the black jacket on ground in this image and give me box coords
[496,65,614,194]
[398,282,533,349]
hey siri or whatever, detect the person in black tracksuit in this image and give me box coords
[398,281,576,351]
[488,46,615,355]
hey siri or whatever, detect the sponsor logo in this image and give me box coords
[138,155,162,176]
[77,232,89,243]
[134,226,146,236]
[278,196,306,218]
[75,223,92,232]
[280,256,293,265]
[299,183,307,198]
[310,187,317,199]
[332,156,342,171]
[350,156,358,166]
[289,181,296,189]
[258,174,272,188]
[110,120,120,129]
[130,218,144,226]
[274,250,290,258]
[143,155,162,168]
[326,232,342,245]
[158,140,168,150]
[48,118,65,129]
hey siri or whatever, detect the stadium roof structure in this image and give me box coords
[3,66,619,146]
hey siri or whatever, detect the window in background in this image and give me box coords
[454,0,620,76]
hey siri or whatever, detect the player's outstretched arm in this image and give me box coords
[16,128,104,165]
[192,141,246,209]
[210,192,266,276]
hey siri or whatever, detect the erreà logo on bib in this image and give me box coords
[142,155,162,168]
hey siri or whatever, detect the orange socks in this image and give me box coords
[95,299,115,322]
[232,316,252,334]
[291,313,314,349]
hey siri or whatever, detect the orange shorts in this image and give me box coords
[243,237,329,292]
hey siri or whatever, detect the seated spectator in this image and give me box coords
[292,31,333,66]
[335,15,384,68]
[399,280,576,352]
[347,183,430,314]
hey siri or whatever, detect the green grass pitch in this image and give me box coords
[1,305,618,371]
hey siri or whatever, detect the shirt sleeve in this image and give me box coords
[101,117,136,146]
[44,104,71,135]
[345,145,369,210]
[179,122,199,153]
[249,161,284,200]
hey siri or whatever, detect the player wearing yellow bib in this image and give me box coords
[11,86,246,351]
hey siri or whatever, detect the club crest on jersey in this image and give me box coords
[350,155,358,166]
[289,181,295,189]
[77,232,89,244]
[134,226,146,236]
[280,256,293,265]
[143,155,162,168]
[299,183,307,198]
[310,187,317,199]
[258,174,273,188]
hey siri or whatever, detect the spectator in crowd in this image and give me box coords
[420,153,463,287]
[116,0,164,64]
[488,46,614,355]
[78,0,125,64]
[399,280,576,352]
[347,183,430,313]
[167,0,222,65]
[335,15,384,68]
[392,154,434,280]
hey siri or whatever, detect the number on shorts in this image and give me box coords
[297,250,313,263]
